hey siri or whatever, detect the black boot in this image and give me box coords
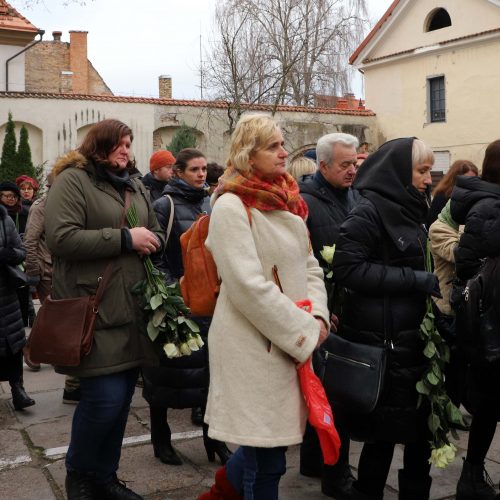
[149,406,182,466]
[94,474,143,500]
[203,423,232,465]
[65,471,95,500]
[10,382,35,411]
[191,406,204,426]
[398,469,432,500]
[321,462,355,499]
[456,459,496,500]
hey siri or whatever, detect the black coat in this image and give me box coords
[141,172,168,203]
[0,205,26,360]
[450,175,500,415]
[144,179,211,409]
[300,171,360,266]
[332,138,430,443]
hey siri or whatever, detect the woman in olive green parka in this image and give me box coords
[45,119,163,500]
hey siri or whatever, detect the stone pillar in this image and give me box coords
[69,31,89,94]
[159,75,172,99]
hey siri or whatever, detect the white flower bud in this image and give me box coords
[163,343,179,359]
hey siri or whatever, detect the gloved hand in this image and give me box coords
[0,248,17,264]
[414,270,442,299]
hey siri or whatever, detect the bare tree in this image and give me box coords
[204,0,368,121]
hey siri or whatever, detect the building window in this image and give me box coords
[426,8,452,32]
[428,76,446,123]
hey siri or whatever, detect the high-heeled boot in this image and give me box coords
[150,406,182,465]
[198,466,242,500]
[10,382,35,411]
[203,423,232,465]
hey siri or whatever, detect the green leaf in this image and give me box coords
[423,341,436,358]
[185,319,200,333]
[152,308,166,327]
[326,271,333,279]
[150,294,163,310]
[416,381,430,395]
[427,371,440,385]
[428,413,441,434]
[423,317,434,331]
[446,402,464,425]
[147,321,160,342]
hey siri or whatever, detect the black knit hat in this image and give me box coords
[0,181,21,198]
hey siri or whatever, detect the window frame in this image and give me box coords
[427,75,446,123]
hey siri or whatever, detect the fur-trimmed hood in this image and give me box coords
[51,150,88,178]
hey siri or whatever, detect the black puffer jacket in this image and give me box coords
[0,205,26,359]
[144,178,211,409]
[450,175,500,280]
[332,138,430,443]
[300,171,360,266]
[152,179,210,280]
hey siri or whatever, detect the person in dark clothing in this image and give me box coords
[16,175,39,208]
[0,203,35,411]
[144,148,231,467]
[332,137,438,500]
[449,140,500,500]
[426,160,478,228]
[299,132,360,499]
[141,149,176,202]
[206,162,225,195]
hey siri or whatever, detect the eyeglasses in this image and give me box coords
[1,193,18,200]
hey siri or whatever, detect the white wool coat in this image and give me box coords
[205,193,329,447]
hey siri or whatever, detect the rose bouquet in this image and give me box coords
[127,204,204,358]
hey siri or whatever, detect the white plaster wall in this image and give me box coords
[0,46,26,92]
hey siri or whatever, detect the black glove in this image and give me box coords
[0,247,17,264]
[414,270,442,299]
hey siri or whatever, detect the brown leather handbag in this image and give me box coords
[28,264,114,366]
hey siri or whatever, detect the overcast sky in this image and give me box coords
[11,0,393,99]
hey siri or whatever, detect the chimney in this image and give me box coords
[52,31,62,41]
[69,30,89,94]
[336,98,348,109]
[159,75,172,99]
[344,92,357,109]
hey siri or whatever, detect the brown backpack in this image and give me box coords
[180,203,251,316]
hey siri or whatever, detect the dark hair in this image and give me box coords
[433,159,479,197]
[206,162,224,185]
[78,119,134,169]
[173,148,205,173]
[482,140,500,185]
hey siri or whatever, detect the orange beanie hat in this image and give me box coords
[150,150,176,172]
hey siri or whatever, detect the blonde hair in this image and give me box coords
[227,114,281,173]
[288,156,316,181]
[412,139,434,167]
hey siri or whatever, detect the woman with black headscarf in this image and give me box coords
[331,138,438,499]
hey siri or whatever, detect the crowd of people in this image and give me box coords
[1,114,500,500]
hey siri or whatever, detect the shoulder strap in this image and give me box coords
[381,238,392,347]
[165,195,175,244]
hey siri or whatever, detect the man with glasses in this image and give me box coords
[299,133,361,500]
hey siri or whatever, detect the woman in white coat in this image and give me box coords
[199,114,329,500]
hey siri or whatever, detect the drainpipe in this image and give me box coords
[5,29,45,91]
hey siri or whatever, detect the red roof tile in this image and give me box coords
[0,0,38,33]
[0,91,376,116]
[349,0,401,65]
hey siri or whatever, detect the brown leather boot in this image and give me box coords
[198,466,242,500]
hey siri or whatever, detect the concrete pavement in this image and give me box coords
[1,349,500,499]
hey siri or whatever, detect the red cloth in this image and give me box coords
[295,299,340,465]
[216,166,308,221]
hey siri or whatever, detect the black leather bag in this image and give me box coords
[321,334,387,414]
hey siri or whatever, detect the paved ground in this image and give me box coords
[1,346,500,499]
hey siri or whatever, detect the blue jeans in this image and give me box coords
[66,368,138,482]
[226,446,287,499]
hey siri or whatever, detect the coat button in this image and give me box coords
[103,230,111,240]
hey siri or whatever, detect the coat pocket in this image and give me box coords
[76,266,133,329]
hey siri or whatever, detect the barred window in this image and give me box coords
[429,76,445,123]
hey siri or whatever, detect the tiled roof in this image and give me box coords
[349,0,401,64]
[0,91,376,116]
[0,0,38,33]
[361,26,500,64]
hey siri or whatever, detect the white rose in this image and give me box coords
[187,338,199,351]
[180,343,192,356]
[320,245,336,265]
[163,343,179,358]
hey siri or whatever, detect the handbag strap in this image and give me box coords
[381,237,393,348]
[94,189,133,307]
[164,195,175,245]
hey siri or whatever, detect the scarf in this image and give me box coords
[437,199,459,230]
[215,166,308,220]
